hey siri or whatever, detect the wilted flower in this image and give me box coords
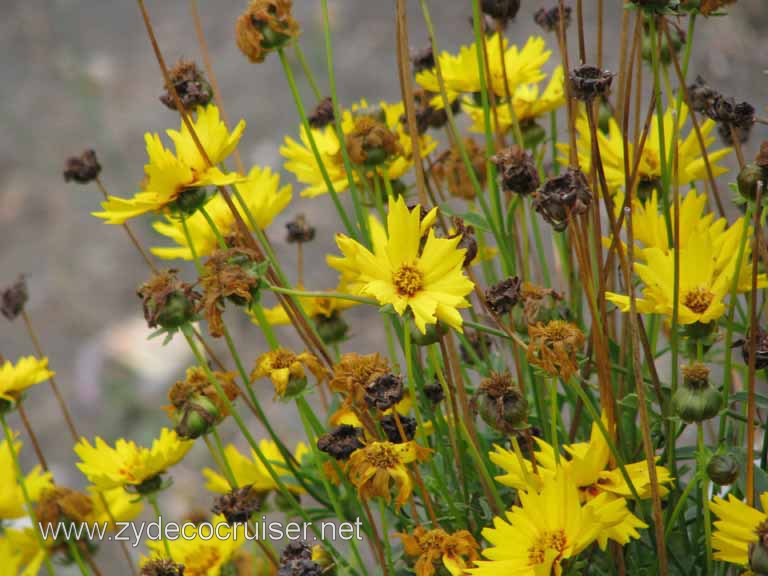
[527,320,585,380]
[431,138,487,200]
[212,485,264,524]
[411,46,435,74]
[534,5,572,32]
[329,353,390,406]
[308,97,335,129]
[138,270,200,331]
[398,526,480,576]
[533,168,592,231]
[317,425,365,461]
[251,348,328,399]
[491,145,540,196]
[278,542,323,576]
[141,558,186,576]
[380,414,417,444]
[365,373,404,411]
[235,0,300,63]
[473,371,528,432]
[0,276,28,321]
[285,214,316,244]
[485,276,522,316]
[160,59,213,111]
[63,149,101,184]
[345,116,402,166]
[167,366,239,439]
[569,65,613,102]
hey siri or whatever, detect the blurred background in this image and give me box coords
[1,0,767,570]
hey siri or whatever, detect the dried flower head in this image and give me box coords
[160,59,213,111]
[681,363,711,389]
[569,65,614,102]
[36,487,94,529]
[381,414,417,444]
[533,168,592,231]
[688,76,719,115]
[63,149,101,184]
[706,95,755,131]
[447,217,478,267]
[365,373,405,411]
[398,526,480,576]
[485,276,522,316]
[739,326,768,370]
[520,282,564,324]
[317,425,365,461]
[167,366,239,438]
[285,214,316,244]
[345,116,402,166]
[141,559,185,576]
[329,353,390,406]
[481,0,521,22]
[534,5,572,32]
[411,46,435,74]
[236,0,300,63]
[278,542,323,576]
[527,320,585,380]
[491,145,540,197]
[410,89,457,134]
[423,381,445,405]
[199,247,264,338]
[432,138,487,200]
[699,0,737,16]
[212,485,263,524]
[308,97,335,129]
[137,270,200,331]
[1,276,28,321]
[473,371,528,432]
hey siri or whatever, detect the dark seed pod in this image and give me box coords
[364,373,404,411]
[706,454,739,486]
[317,425,365,461]
[737,163,767,203]
[212,485,263,524]
[380,414,417,443]
[308,97,335,129]
[491,145,540,197]
[481,0,521,21]
[569,65,613,102]
[533,168,592,231]
[1,276,28,321]
[63,150,102,184]
[534,6,572,33]
[141,559,185,576]
[485,276,523,316]
[740,326,768,370]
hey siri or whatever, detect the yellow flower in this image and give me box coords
[251,348,328,398]
[469,472,644,576]
[89,486,144,526]
[0,433,53,520]
[465,66,565,133]
[0,528,48,576]
[490,417,664,548]
[93,105,245,224]
[143,514,244,576]
[557,104,731,194]
[328,196,474,333]
[606,225,768,324]
[202,440,308,495]
[152,165,291,260]
[346,440,431,508]
[281,99,437,198]
[398,526,480,576]
[710,492,768,567]
[0,356,53,403]
[74,428,193,491]
[416,34,551,107]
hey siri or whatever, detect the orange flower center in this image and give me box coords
[393,265,424,297]
[365,444,400,469]
[683,286,714,314]
[270,349,298,369]
[528,529,567,566]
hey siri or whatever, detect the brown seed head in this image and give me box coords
[448,217,478,268]
[491,145,540,196]
[308,97,335,129]
[485,276,522,316]
[141,559,185,576]
[63,149,101,184]
[411,46,435,74]
[570,65,613,102]
[168,366,239,417]
[160,59,213,111]
[432,138,487,200]
[681,363,711,390]
[330,353,390,406]
[481,0,521,21]
[533,168,592,231]
[285,214,316,244]
[534,5,572,32]
[137,270,200,330]
[212,485,264,524]
[317,424,365,461]
[235,0,300,64]
[365,373,405,411]
[1,276,28,321]
[278,542,322,576]
[706,95,755,131]
[380,414,417,444]
[527,320,585,380]
[345,116,402,166]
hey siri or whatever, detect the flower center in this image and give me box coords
[365,444,400,469]
[270,349,297,369]
[683,286,714,314]
[527,529,568,566]
[393,264,424,297]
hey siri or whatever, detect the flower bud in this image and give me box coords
[169,186,210,217]
[706,454,739,486]
[672,364,722,423]
[174,395,220,439]
[314,312,349,345]
[474,372,528,432]
[738,163,766,203]
[138,270,199,331]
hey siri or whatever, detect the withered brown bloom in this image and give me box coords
[278,542,322,576]
[533,168,592,231]
[491,145,540,197]
[317,424,365,461]
[1,276,28,321]
[481,0,521,22]
[737,326,768,370]
[308,97,335,129]
[199,247,262,338]
[346,116,402,166]
[235,0,300,64]
[485,276,522,316]
[138,270,200,330]
[527,320,585,381]
[285,214,316,244]
[520,281,564,324]
[569,65,613,102]
[411,46,435,74]
[423,380,445,405]
[432,138,487,200]
[706,95,755,131]
[160,59,213,111]
[409,89,458,134]
[212,485,263,524]
[698,0,737,16]
[398,526,480,576]
[36,487,94,529]
[688,76,719,115]
[141,559,185,576]
[473,371,528,433]
[63,149,101,184]
[381,414,417,443]
[365,373,404,411]
[534,5,572,32]
[329,353,390,406]
[448,217,478,268]
[167,366,239,438]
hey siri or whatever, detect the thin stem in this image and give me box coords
[146,493,172,557]
[293,42,322,101]
[698,423,713,575]
[550,378,560,464]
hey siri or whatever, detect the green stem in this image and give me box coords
[211,428,238,488]
[65,541,91,576]
[378,499,395,575]
[663,473,698,542]
[250,302,280,350]
[146,493,171,557]
[698,422,713,575]
[292,42,322,101]
[180,213,204,276]
[267,284,377,306]
[199,205,227,250]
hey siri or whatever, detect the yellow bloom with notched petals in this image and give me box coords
[93,105,245,224]
[202,440,308,495]
[0,356,53,403]
[152,165,291,260]
[470,472,645,576]
[0,434,53,520]
[558,104,731,194]
[74,428,193,491]
[89,486,144,526]
[710,492,768,567]
[328,196,474,334]
[251,348,328,398]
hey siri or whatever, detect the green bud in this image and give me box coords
[673,364,722,423]
[174,396,220,440]
[706,454,739,486]
[155,292,197,330]
[315,312,349,345]
[411,321,446,347]
[738,163,767,203]
[169,186,210,217]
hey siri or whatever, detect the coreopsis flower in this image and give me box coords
[328,196,474,333]
[606,226,768,325]
[144,515,244,576]
[281,99,437,198]
[464,66,565,135]
[152,166,291,260]
[166,366,240,439]
[0,528,48,576]
[416,34,551,108]
[93,105,245,224]
[346,440,431,508]
[0,433,52,520]
[527,320,585,381]
[490,416,665,547]
[74,428,193,492]
[0,356,54,404]
[558,104,731,194]
[469,472,644,575]
[398,526,480,576]
[251,348,328,398]
[203,441,307,496]
[710,492,768,569]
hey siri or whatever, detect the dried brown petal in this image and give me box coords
[317,425,365,461]
[485,276,522,316]
[236,0,300,64]
[365,373,404,411]
[491,145,539,196]
[308,97,335,129]
[569,65,613,102]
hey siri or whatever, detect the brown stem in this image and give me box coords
[747,182,763,507]
[16,402,48,470]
